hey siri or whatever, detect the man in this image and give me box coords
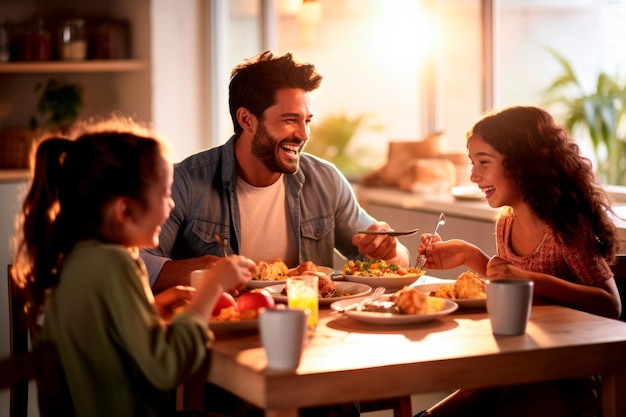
[141,50,410,294]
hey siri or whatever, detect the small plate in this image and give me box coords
[330,296,458,324]
[247,279,286,289]
[247,266,335,288]
[451,186,484,201]
[209,318,258,333]
[412,282,486,309]
[342,273,424,290]
[264,282,372,305]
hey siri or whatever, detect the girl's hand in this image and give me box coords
[209,255,256,292]
[420,239,468,270]
[486,256,527,280]
[417,233,443,255]
[154,285,196,321]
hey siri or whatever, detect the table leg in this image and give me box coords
[602,371,626,417]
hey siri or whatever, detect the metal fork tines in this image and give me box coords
[415,212,446,270]
[214,233,233,257]
[339,287,386,312]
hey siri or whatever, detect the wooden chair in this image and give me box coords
[7,264,30,417]
[0,342,74,417]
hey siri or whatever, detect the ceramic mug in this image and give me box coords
[259,308,309,371]
[486,278,534,336]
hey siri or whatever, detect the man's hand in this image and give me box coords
[352,222,410,266]
[153,255,222,294]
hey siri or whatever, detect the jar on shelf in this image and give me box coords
[93,19,130,59]
[16,18,51,61]
[59,18,87,60]
[0,20,10,62]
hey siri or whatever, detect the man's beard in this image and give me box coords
[251,122,300,174]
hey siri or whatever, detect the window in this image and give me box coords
[217,0,626,187]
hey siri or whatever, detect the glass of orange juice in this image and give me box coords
[286,275,319,330]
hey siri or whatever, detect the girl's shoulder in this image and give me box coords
[68,241,140,271]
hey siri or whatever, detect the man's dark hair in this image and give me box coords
[229,51,323,136]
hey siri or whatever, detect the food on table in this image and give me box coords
[211,289,275,322]
[431,271,487,300]
[212,292,237,317]
[287,260,318,276]
[282,272,346,299]
[252,259,330,281]
[391,286,446,314]
[253,259,289,281]
[237,289,276,313]
[341,259,424,277]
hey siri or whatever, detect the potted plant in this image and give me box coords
[543,48,626,185]
[29,78,84,131]
[0,78,83,169]
[305,113,382,180]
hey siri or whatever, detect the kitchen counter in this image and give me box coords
[354,184,626,253]
[0,169,29,182]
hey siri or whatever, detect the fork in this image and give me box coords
[214,233,233,257]
[337,286,386,312]
[415,212,446,271]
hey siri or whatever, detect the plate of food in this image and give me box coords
[330,287,458,324]
[413,271,487,308]
[265,281,372,305]
[247,259,334,288]
[451,185,484,202]
[340,259,425,289]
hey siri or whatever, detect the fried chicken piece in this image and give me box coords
[455,271,486,299]
[391,286,429,314]
[287,260,318,277]
[317,274,337,298]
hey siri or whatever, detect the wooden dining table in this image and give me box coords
[203,301,626,417]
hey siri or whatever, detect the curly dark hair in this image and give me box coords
[228,50,323,136]
[466,106,617,262]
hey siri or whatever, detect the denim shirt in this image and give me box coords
[141,136,375,285]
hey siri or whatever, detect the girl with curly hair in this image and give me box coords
[415,105,621,416]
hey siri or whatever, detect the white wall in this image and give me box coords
[151,0,209,163]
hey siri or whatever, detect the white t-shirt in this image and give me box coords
[236,175,298,266]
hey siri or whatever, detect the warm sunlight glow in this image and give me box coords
[367,1,440,71]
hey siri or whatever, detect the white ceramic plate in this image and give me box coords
[247,266,335,289]
[264,282,372,305]
[451,186,484,202]
[247,279,286,289]
[412,282,486,309]
[342,274,423,290]
[209,318,258,333]
[330,296,458,324]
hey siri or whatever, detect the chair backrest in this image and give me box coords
[0,343,74,417]
[610,255,626,321]
[7,264,29,417]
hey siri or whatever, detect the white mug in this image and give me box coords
[486,278,534,336]
[190,269,209,288]
[259,308,309,371]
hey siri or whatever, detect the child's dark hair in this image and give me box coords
[12,117,169,330]
[467,106,617,261]
[229,50,323,136]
